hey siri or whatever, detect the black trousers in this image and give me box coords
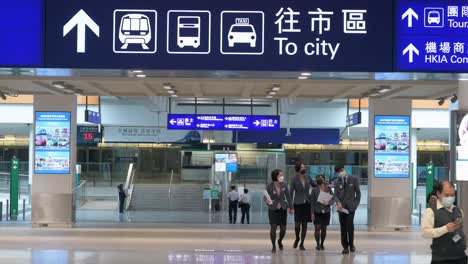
[431,256,467,264]
[241,204,250,224]
[338,211,355,249]
[229,200,238,224]
[119,199,125,213]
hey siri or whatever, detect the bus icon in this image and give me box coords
[113,10,157,54]
[167,10,211,54]
[119,14,152,50]
[177,16,201,48]
[424,7,444,28]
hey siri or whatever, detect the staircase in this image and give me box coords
[130,184,209,211]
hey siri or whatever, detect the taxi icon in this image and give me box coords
[228,18,256,48]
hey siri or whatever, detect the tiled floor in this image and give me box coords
[0,223,438,263]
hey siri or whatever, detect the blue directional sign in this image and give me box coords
[0,1,43,66]
[85,110,101,124]
[196,115,225,130]
[396,0,468,72]
[44,0,393,71]
[168,114,280,130]
[346,112,362,127]
[224,115,251,130]
[167,114,196,130]
[251,116,280,131]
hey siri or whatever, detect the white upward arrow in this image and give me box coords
[403,43,419,63]
[63,9,100,53]
[402,8,418,28]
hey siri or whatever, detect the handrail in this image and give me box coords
[168,169,174,198]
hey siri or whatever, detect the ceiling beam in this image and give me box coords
[288,85,303,98]
[31,81,65,96]
[142,83,157,97]
[241,84,253,98]
[428,87,457,99]
[192,84,204,97]
[333,85,359,99]
[374,85,413,99]
[87,82,113,96]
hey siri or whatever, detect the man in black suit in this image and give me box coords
[333,165,361,254]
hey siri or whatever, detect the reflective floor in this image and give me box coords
[0,224,439,263]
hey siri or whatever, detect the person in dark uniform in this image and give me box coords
[117,184,127,214]
[265,169,293,253]
[311,174,334,251]
[333,165,361,254]
[422,181,466,264]
[290,162,313,250]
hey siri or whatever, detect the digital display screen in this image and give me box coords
[215,153,238,173]
[374,115,410,178]
[34,112,71,174]
[454,111,468,181]
[77,125,101,146]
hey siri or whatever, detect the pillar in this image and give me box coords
[31,95,77,227]
[368,99,412,231]
[454,80,468,240]
[411,128,418,210]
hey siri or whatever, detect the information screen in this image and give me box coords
[374,115,410,178]
[34,112,71,174]
[454,111,468,181]
[215,153,238,173]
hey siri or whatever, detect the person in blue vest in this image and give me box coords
[422,181,466,264]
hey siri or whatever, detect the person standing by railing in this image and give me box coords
[117,184,127,214]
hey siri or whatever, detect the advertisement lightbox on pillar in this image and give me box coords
[10,157,19,220]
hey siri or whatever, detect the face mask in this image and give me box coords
[300,169,306,175]
[338,171,346,177]
[278,176,285,183]
[442,197,455,208]
[317,179,324,185]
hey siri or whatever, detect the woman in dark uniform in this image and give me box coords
[290,161,313,250]
[311,174,334,251]
[265,169,293,253]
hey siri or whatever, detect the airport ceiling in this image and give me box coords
[0,69,463,99]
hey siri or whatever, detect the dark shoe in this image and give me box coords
[272,247,276,253]
[278,241,284,251]
[320,245,325,251]
[299,245,306,251]
[342,249,349,254]
[350,245,356,252]
[293,239,300,249]
[316,246,321,251]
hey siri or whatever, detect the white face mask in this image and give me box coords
[278,176,285,183]
[338,171,346,177]
[442,196,455,208]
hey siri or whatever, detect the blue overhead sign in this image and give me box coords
[0,1,43,67]
[396,0,468,72]
[168,114,280,131]
[44,0,393,71]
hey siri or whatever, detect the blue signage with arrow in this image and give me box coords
[168,114,280,131]
[44,0,393,71]
[396,0,468,72]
